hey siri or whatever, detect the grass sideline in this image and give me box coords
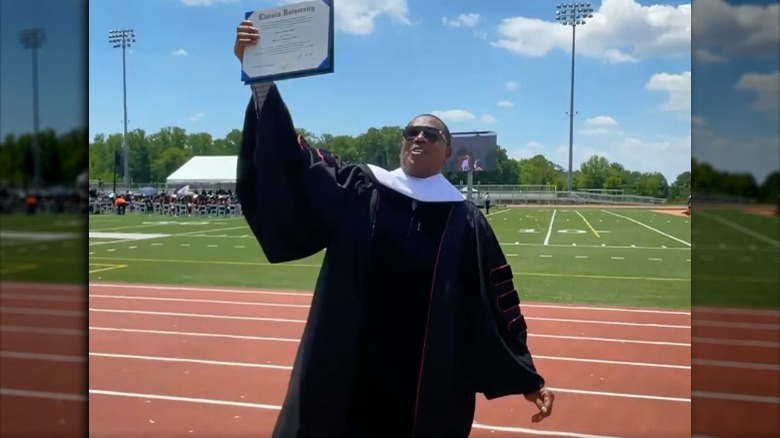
[0,213,85,284]
[84,206,699,309]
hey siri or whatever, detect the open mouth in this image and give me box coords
[410,146,425,155]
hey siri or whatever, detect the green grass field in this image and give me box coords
[691,207,779,309]
[85,206,699,309]
[0,213,86,284]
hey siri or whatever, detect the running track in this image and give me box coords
[0,282,777,437]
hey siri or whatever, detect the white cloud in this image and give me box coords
[498,101,514,108]
[431,109,476,123]
[172,49,188,56]
[328,0,410,35]
[480,114,497,124]
[736,71,780,115]
[189,112,205,122]
[580,115,622,135]
[180,0,236,5]
[442,13,480,28]
[645,71,691,115]
[474,31,487,40]
[506,81,519,91]
[693,0,779,62]
[693,120,779,183]
[491,0,690,63]
[583,116,619,128]
[507,141,546,160]
[280,0,409,35]
[521,116,690,181]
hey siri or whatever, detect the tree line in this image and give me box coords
[0,127,88,187]
[2,125,776,203]
[84,125,689,200]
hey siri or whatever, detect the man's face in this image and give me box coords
[399,115,451,178]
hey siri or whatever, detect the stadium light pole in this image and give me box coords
[108,28,135,186]
[555,3,594,193]
[19,28,46,189]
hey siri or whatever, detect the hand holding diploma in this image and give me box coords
[234,20,259,62]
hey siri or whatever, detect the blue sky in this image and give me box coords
[3,0,776,183]
[0,0,86,138]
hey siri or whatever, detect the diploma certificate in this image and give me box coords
[241,0,334,84]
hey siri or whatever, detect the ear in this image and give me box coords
[444,145,452,159]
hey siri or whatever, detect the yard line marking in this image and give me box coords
[543,209,557,246]
[611,256,624,260]
[601,210,691,247]
[499,242,690,251]
[86,389,624,436]
[575,210,600,238]
[575,255,588,259]
[87,283,694,315]
[89,326,691,347]
[698,212,780,248]
[88,307,690,329]
[649,258,663,261]
[1,388,86,402]
[692,391,780,404]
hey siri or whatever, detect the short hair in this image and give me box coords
[408,113,452,145]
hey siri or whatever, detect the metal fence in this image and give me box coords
[90,180,667,206]
[458,184,666,206]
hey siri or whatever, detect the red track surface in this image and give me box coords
[1,281,778,437]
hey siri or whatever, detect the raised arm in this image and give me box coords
[236,83,369,263]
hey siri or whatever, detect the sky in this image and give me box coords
[2,0,777,183]
[0,0,86,138]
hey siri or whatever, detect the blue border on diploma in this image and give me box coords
[241,0,335,84]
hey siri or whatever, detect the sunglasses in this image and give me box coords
[402,125,449,145]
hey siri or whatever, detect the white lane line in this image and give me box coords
[692,337,779,349]
[692,320,780,330]
[0,307,84,317]
[0,293,83,303]
[1,388,86,402]
[0,351,85,362]
[88,326,691,347]
[692,390,780,404]
[692,359,780,371]
[87,283,695,316]
[91,350,688,371]
[0,325,85,336]
[86,389,623,436]
[89,294,311,308]
[87,308,691,329]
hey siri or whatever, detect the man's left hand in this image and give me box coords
[524,387,555,423]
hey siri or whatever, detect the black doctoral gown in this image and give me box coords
[236,83,545,438]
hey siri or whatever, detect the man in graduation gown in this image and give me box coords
[234,21,554,438]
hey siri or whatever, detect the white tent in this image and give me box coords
[166,156,238,185]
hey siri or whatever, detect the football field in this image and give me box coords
[87,206,693,308]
